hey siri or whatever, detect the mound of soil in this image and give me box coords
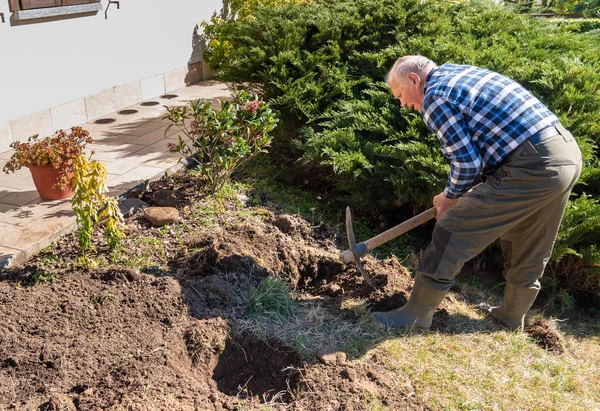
[525,319,566,354]
[0,172,430,410]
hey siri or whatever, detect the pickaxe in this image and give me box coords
[340,206,437,288]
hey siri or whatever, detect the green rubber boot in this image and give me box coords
[487,283,539,331]
[373,277,448,330]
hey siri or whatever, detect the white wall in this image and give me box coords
[0,0,223,124]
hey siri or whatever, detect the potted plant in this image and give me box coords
[2,126,93,200]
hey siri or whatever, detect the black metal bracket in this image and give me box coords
[104,0,120,20]
[0,12,5,23]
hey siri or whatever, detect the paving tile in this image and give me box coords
[0,213,76,258]
[177,81,232,99]
[141,156,181,171]
[113,108,166,126]
[0,190,12,201]
[91,133,142,145]
[11,110,54,141]
[164,67,187,92]
[0,198,66,226]
[141,75,165,101]
[0,221,19,239]
[85,89,118,120]
[0,243,21,254]
[0,149,15,161]
[134,144,182,170]
[51,99,88,131]
[89,143,146,161]
[107,157,180,182]
[107,165,166,187]
[119,121,166,137]
[79,127,122,142]
[98,160,139,176]
[0,202,20,214]
[82,117,127,130]
[128,126,173,146]
[0,190,40,206]
[0,121,14,153]
[114,81,143,110]
[0,172,37,190]
[147,117,173,126]
[161,100,188,108]
[133,135,180,154]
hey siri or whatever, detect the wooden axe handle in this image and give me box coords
[340,207,436,264]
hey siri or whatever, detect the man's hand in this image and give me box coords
[433,192,459,218]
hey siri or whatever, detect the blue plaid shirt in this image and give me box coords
[422,64,559,199]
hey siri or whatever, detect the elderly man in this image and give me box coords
[373,55,582,331]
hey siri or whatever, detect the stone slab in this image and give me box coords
[141,75,165,101]
[0,190,40,207]
[114,81,143,110]
[164,67,188,93]
[11,110,54,141]
[0,122,14,153]
[129,126,173,146]
[51,99,88,131]
[85,89,117,120]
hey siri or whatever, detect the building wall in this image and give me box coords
[0,0,223,151]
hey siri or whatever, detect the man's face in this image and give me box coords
[390,73,424,113]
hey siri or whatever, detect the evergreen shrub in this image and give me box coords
[203,0,600,303]
[547,17,600,32]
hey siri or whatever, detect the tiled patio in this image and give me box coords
[0,81,232,268]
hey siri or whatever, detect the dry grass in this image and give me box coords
[370,299,600,411]
[237,293,385,359]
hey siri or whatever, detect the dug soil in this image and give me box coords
[0,171,555,410]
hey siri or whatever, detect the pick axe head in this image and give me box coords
[345,207,377,289]
[342,205,437,289]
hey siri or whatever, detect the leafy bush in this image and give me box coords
[203,0,600,301]
[72,155,125,259]
[165,90,278,193]
[544,0,600,17]
[549,195,600,296]
[200,0,315,69]
[546,17,600,32]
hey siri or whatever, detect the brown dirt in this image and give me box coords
[525,319,566,354]
[0,171,432,410]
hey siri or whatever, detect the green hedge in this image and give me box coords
[545,17,600,33]
[203,0,600,304]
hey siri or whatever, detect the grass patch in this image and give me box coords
[237,291,386,359]
[374,317,600,411]
[238,276,297,317]
[109,234,169,271]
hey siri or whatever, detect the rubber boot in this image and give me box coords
[487,283,539,331]
[373,277,448,330]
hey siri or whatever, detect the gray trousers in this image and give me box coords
[418,125,582,292]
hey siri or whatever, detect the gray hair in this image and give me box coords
[387,55,437,86]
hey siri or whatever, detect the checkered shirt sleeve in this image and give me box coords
[424,98,482,198]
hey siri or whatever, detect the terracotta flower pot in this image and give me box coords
[27,165,74,201]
